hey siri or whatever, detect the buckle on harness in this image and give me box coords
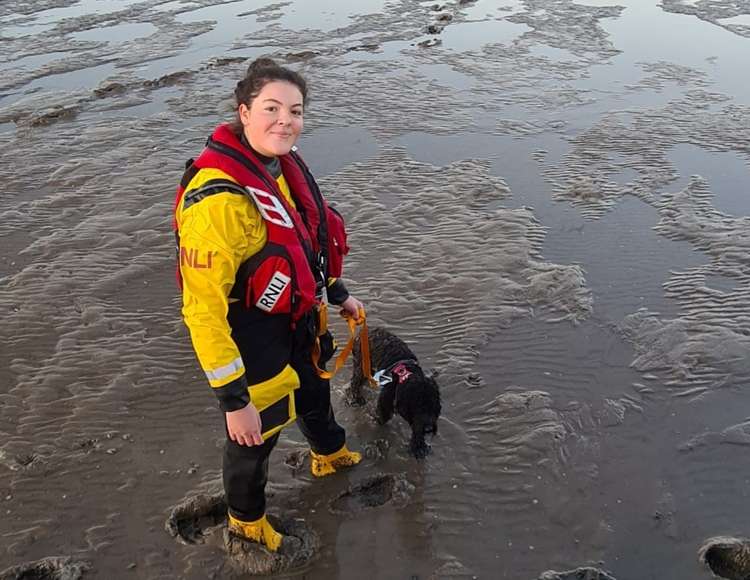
[373,369,393,388]
[245,186,294,229]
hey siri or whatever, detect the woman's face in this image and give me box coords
[239,80,304,157]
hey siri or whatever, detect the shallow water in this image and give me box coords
[1,0,750,579]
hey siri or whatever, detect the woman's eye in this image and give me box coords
[292,110,303,117]
[266,106,277,112]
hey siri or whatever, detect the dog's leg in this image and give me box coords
[409,425,430,459]
[376,383,396,425]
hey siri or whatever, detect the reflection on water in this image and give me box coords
[439,18,530,51]
[70,21,157,42]
[668,143,750,217]
[278,0,389,31]
[598,2,750,101]
[25,61,117,92]
[0,51,73,72]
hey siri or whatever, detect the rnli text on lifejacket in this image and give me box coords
[256,271,291,312]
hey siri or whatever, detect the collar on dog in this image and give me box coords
[374,358,418,388]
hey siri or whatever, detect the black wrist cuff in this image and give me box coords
[326,278,350,305]
[213,374,250,412]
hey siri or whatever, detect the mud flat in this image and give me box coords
[2,0,750,578]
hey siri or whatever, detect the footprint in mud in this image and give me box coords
[223,517,319,576]
[165,492,319,575]
[699,536,750,580]
[283,447,307,472]
[362,438,390,461]
[537,567,617,580]
[0,556,90,580]
[164,491,227,545]
[329,472,414,515]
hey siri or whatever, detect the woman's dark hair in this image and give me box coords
[234,57,308,108]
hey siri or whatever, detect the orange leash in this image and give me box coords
[312,306,377,387]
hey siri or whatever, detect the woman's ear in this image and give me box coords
[238,103,251,127]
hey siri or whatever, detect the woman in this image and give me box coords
[174,58,363,552]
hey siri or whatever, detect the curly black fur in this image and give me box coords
[348,327,441,458]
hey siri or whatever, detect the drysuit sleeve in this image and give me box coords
[178,191,264,412]
[326,277,350,305]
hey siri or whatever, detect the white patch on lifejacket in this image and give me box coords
[245,186,294,229]
[256,271,291,312]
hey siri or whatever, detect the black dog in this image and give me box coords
[348,327,441,458]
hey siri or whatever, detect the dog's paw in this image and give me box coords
[410,442,431,460]
[375,413,390,425]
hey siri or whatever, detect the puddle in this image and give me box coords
[296,126,379,177]
[26,0,132,23]
[667,143,750,216]
[2,21,58,37]
[595,2,750,101]
[70,21,157,43]
[24,61,117,92]
[439,18,530,51]
[171,5,266,53]
[0,51,73,73]
[149,0,201,12]
[278,0,389,31]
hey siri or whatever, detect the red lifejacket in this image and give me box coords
[174,124,330,320]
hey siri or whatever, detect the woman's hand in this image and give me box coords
[340,295,364,321]
[226,403,263,446]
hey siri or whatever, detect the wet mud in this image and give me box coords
[223,517,319,576]
[537,567,617,580]
[2,0,750,578]
[699,536,750,580]
[329,473,415,515]
[0,557,89,580]
[165,490,227,545]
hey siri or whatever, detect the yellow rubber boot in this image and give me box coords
[227,513,283,552]
[310,444,362,477]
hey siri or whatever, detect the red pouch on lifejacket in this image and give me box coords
[246,256,294,313]
[326,206,349,278]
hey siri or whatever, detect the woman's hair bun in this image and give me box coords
[246,57,278,76]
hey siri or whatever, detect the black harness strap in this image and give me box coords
[183,179,247,210]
